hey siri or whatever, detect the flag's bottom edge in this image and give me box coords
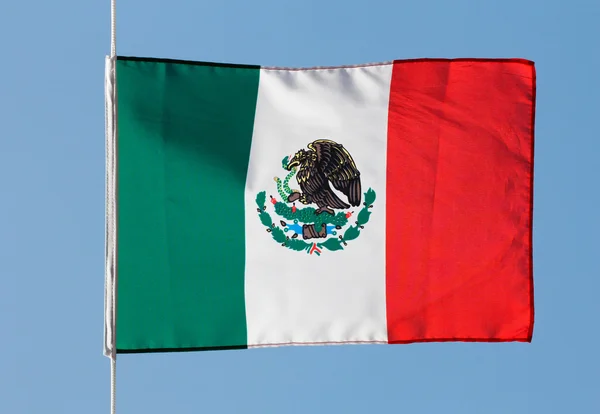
[116,337,531,354]
[117,345,248,354]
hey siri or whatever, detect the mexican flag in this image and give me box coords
[104,56,535,357]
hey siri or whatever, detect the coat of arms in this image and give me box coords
[255,139,376,255]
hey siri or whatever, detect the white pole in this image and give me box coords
[110,2,117,414]
[110,0,116,57]
[111,357,116,414]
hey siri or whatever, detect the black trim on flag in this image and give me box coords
[117,56,260,69]
[117,345,248,354]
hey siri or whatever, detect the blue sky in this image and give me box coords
[2,0,599,412]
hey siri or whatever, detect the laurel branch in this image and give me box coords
[255,188,376,255]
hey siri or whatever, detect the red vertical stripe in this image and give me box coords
[385,59,535,343]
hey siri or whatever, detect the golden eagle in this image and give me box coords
[286,139,361,215]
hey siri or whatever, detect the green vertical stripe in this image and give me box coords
[115,57,259,352]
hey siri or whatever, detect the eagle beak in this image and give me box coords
[286,158,299,170]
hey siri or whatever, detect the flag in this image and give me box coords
[104,56,535,356]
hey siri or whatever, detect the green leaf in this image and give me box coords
[357,208,371,226]
[318,238,343,251]
[259,211,272,227]
[364,188,376,205]
[282,156,289,169]
[271,227,287,243]
[256,191,266,208]
[343,225,360,241]
[287,238,311,251]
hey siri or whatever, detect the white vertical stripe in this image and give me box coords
[244,64,393,347]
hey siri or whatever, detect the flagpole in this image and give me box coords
[110,0,116,413]
[111,0,116,57]
[111,357,116,414]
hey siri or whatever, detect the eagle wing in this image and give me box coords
[308,139,362,207]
